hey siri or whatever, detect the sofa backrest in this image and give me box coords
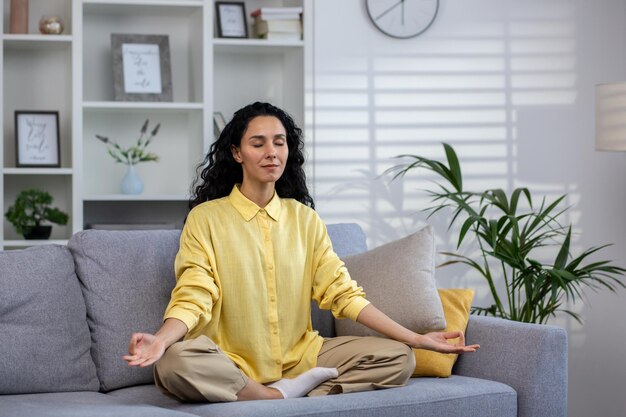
[314,223,368,337]
[68,229,181,392]
[67,222,367,392]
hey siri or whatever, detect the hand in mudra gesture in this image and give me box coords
[416,331,480,354]
[123,332,166,368]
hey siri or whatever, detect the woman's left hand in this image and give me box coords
[413,331,480,354]
[356,304,480,354]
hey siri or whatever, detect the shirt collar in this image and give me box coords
[229,185,282,222]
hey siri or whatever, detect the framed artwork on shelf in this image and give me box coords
[14,111,61,168]
[111,33,173,102]
[216,2,248,38]
[213,112,227,138]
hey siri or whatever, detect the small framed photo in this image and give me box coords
[111,33,173,101]
[213,112,227,138]
[216,2,248,38]
[15,111,61,168]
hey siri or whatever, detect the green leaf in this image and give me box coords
[458,216,478,248]
[554,226,572,269]
[528,195,567,235]
[489,219,499,247]
[491,189,509,213]
[443,143,463,192]
[510,187,531,215]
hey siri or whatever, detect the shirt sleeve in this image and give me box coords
[310,216,370,321]
[163,208,220,332]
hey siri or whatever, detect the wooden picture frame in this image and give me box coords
[15,111,61,168]
[111,33,173,101]
[216,2,248,38]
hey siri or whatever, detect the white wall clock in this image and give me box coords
[366,0,439,39]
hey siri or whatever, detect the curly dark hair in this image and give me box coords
[189,102,314,210]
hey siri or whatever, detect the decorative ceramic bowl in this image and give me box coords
[39,16,64,35]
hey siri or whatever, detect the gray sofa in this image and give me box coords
[0,224,568,417]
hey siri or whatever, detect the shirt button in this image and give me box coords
[275,359,281,365]
[268,264,274,270]
[270,296,276,302]
[273,329,278,335]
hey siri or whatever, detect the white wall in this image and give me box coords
[310,1,626,416]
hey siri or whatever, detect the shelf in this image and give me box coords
[3,34,72,50]
[83,0,202,6]
[213,38,304,54]
[83,102,204,113]
[3,34,72,42]
[3,240,69,247]
[3,168,73,175]
[83,0,202,16]
[83,194,190,201]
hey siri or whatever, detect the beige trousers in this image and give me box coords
[154,335,415,403]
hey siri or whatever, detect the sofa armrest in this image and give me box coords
[453,315,567,417]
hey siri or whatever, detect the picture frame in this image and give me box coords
[111,33,173,102]
[15,111,61,168]
[215,2,248,38]
[213,112,227,138]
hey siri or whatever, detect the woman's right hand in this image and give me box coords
[123,332,166,368]
[123,318,188,367]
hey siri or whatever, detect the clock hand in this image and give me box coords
[375,0,403,21]
[401,0,405,25]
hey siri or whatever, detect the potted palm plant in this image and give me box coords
[388,143,625,324]
[4,188,69,240]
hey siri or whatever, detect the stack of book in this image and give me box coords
[250,7,303,41]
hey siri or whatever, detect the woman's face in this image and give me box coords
[231,115,289,188]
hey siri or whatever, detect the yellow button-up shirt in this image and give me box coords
[164,185,370,383]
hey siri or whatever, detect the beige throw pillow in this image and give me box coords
[334,226,446,337]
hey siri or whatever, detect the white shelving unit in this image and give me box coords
[1,0,74,245]
[1,0,310,249]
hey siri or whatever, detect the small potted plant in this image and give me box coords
[4,188,69,240]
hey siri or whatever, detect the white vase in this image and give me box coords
[120,163,144,194]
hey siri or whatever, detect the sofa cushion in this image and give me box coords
[68,230,181,392]
[413,288,474,377]
[106,376,517,417]
[0,245,99,394]
[312,223,369,338]
[335,226,446,337]
[0,391,197,417]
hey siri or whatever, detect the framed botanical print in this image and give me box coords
[111,33,173,101]
[15,111,61,168]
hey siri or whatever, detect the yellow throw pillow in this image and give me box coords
[412,288,475,377]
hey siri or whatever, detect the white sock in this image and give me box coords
[268,367,338,399]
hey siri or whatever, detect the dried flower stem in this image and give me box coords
[96,119,161,165]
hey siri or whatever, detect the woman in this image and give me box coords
[124,102,479,403]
